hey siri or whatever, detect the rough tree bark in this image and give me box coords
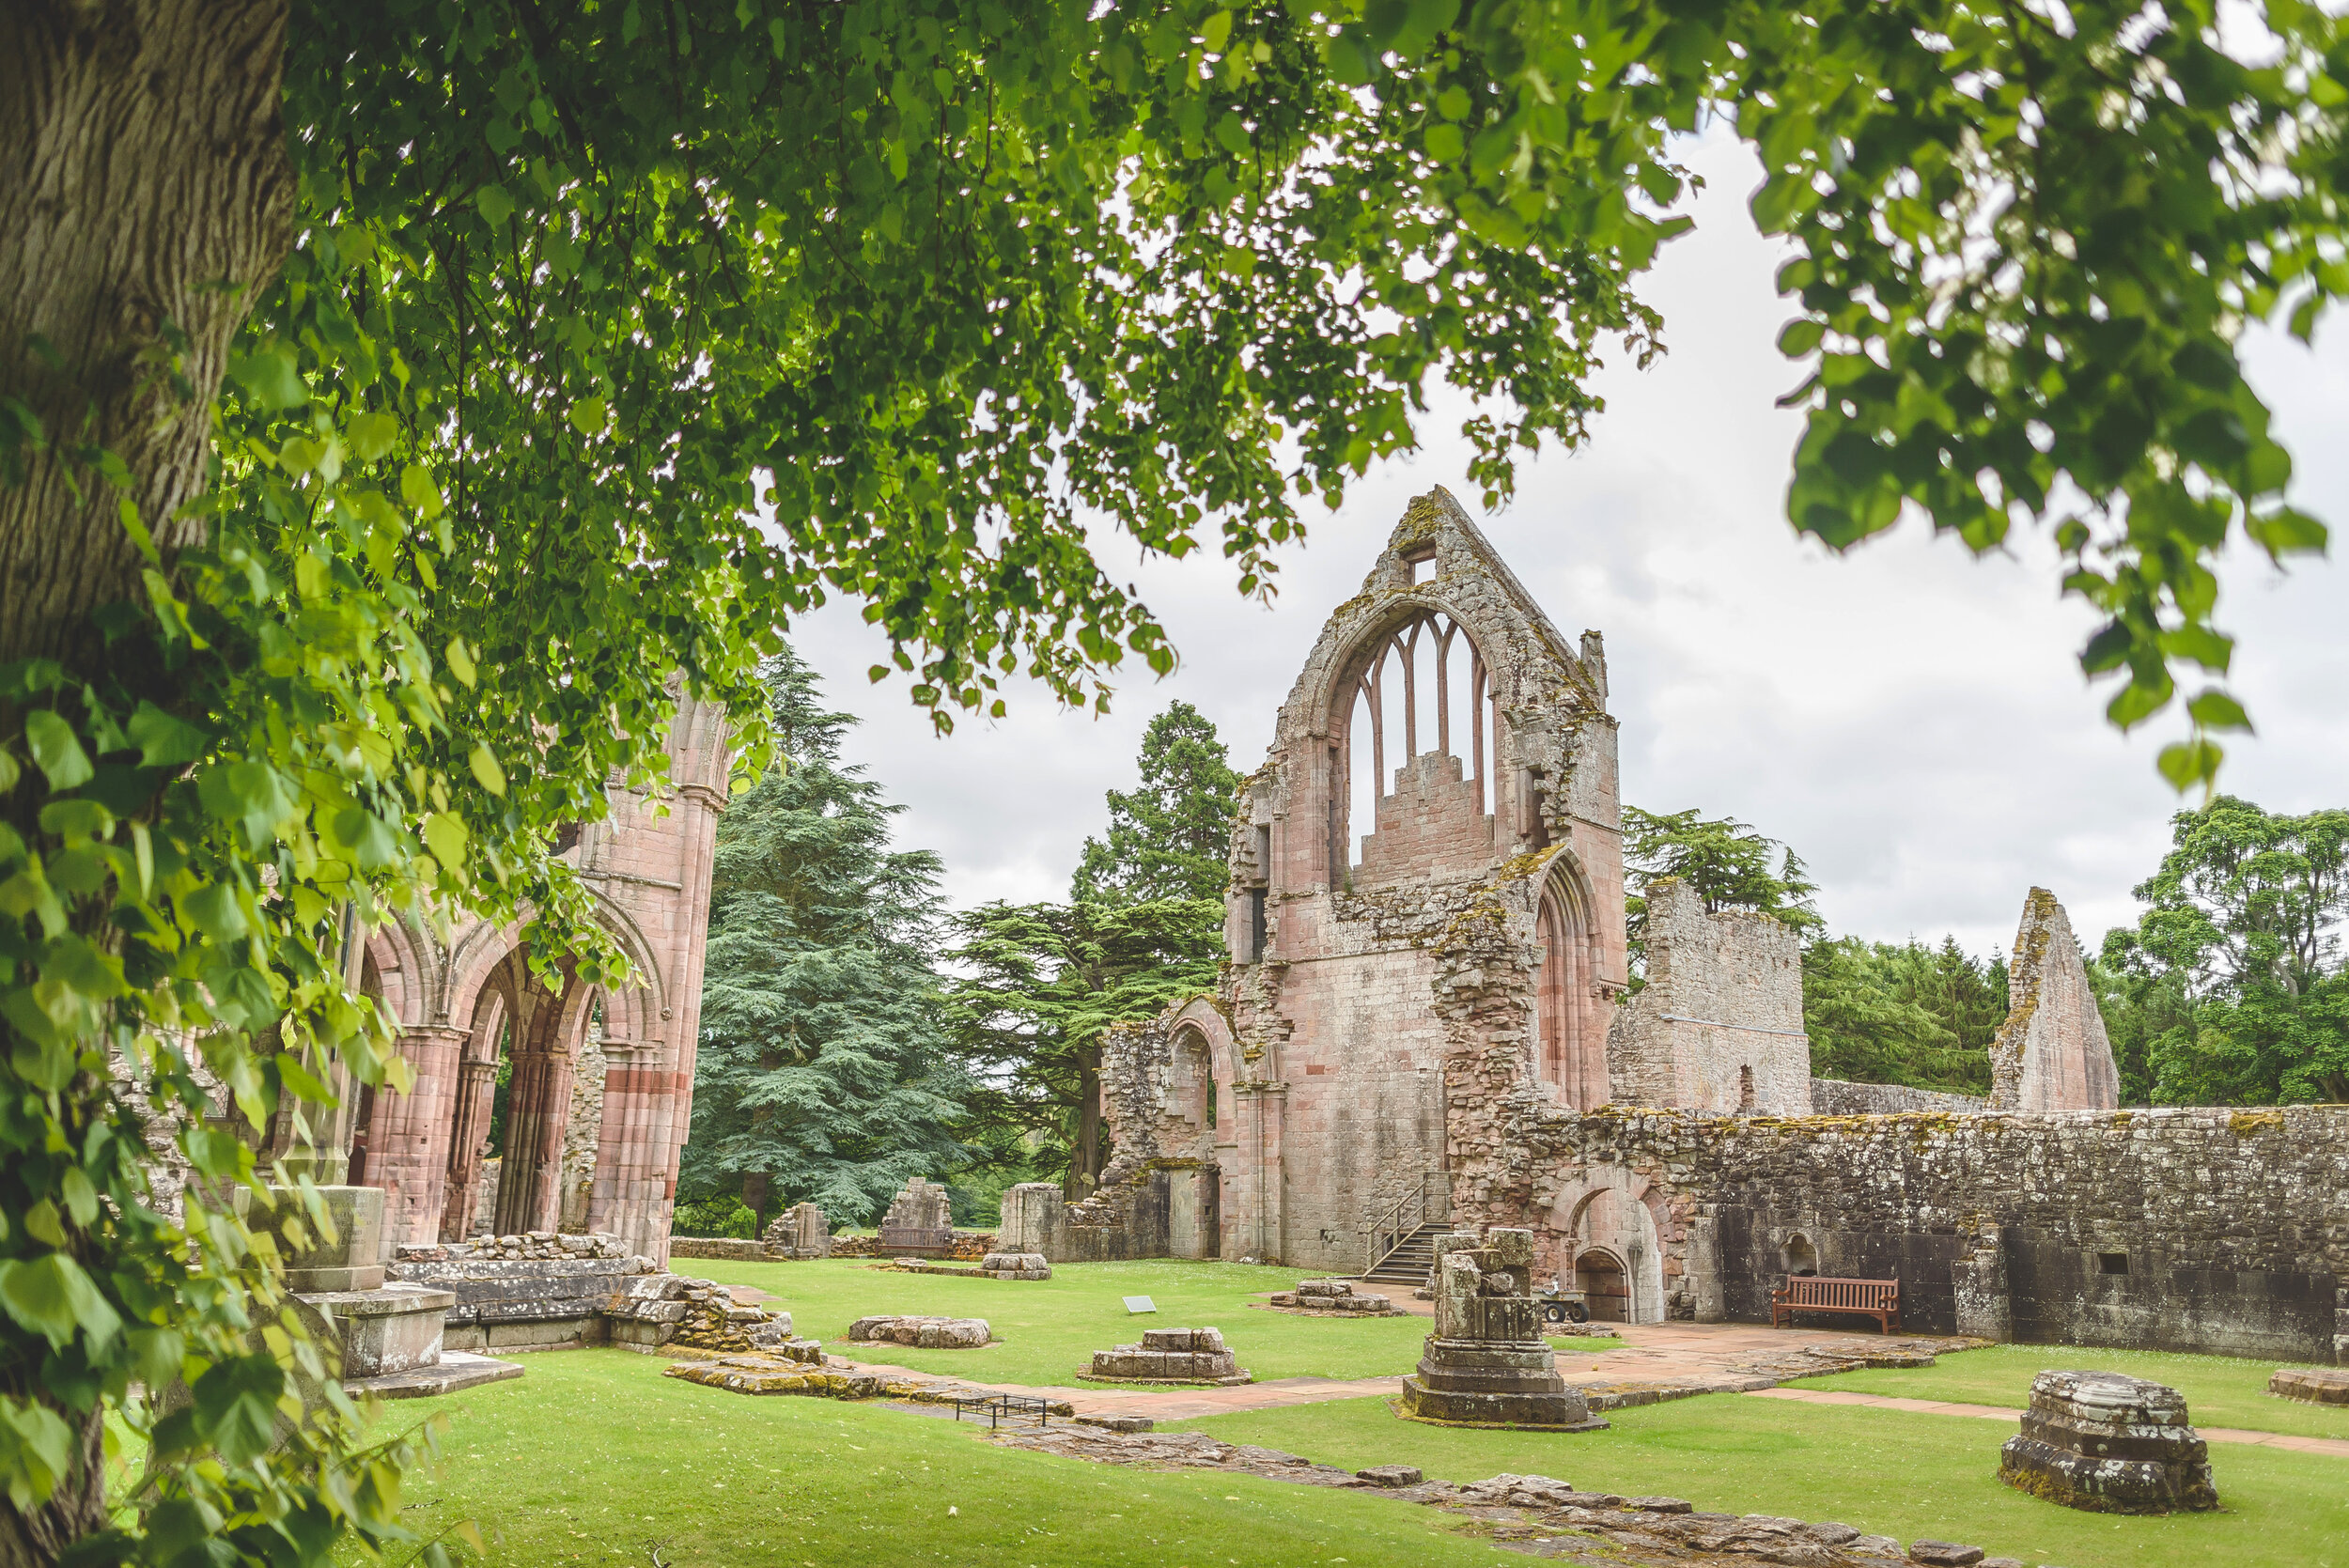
[0,3,291,1563]
[0,0,292,676]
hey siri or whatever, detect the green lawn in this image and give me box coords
[1169,1393,2349,1568]
[1789,1343,2349,1442]
[371,1349,1511,1567]
[680,1257,1445,1387]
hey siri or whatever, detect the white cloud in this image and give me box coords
[786,130,2349,960]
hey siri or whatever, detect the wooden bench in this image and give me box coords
[1771,1275,1900,1332]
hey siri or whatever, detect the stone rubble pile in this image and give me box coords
[980,1250,1051,1280]
[662,1353,1076,1415]
[1081,1327,1250,1386]
[1266,1279,1402,1314]
[1999,1369,2218,1514]
[415,1230,636,1264]
[607,1273,796,1357]
[987,1426,2023,1568]
[846,1314,993,1349]
[760,1201,832,1260]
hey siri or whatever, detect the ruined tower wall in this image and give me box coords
[1606,879,1812,1115]
[1493,1104,2348,1363]
[1989,888,2120,1112]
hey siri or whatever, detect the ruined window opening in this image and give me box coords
[1738,1064,1755,1110]
[2098,1251,2130,1276]
[1403,544,1436,583]
[1340,610,1499,874]
[1533,877,1605,1110]
[1246,887,1268,962]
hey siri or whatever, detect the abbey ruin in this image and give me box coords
[1002,488,2349,1367]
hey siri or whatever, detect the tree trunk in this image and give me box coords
[740,1171,770,1239]
[0,0,292,677]
[1071,1047,1102,1199]
[0,6,289,1563]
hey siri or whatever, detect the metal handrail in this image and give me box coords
[1362,1173,1432,1275]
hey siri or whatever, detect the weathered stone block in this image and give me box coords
[1998,1370,2217,1514]
[844,1315,990,1349]
[1353,1465,1423,1487]
[2268,1366,2349,1405]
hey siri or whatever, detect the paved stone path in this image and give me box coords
[1747,1385,2349,1457]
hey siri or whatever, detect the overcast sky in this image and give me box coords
[783,128,2348,961]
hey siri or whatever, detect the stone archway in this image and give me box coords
[1575,1246,1630,1322]
[1553,1166,1668,1325]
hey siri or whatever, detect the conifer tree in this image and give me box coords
[679,650,965,1232]
[1073,702,1242,906]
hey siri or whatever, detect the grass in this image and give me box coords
[370,1348,1511,1568]
[1169,1392,2349,1568]
[1788,1343,2349,1441]
[679,1257,1444,1387]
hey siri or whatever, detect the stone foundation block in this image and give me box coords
[845,1315,991,1349]
[1997,1371,2217,1514]
[2268,1366,2349,1405]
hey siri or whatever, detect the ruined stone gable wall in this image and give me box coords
[1606,879,1811,1115]
[1219,487,1627,1270]
[1491,1105,2348,1363]
[1989,888,2120,1112]
[1809,1079,1987,1115]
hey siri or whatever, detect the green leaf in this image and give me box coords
[0,1254,120,1352]
[2156,737,2224,793]
[2186,689,2253,733]
[1778,318,1825,358]
[446,636,477,688]
[568,396,608,438]
[346,410,401,461]
[0,1395,74,1510]
[468,742,507,797]
[474,184,516,227]
[1423,123,1464,163]
[191,1355,285,1467]
[333,806,401,871]
[227,346,308,410]
[128,702,210,768]
[179,883,250,943]
[23,711,92,790]
[400,462,445,520]
[423,811,469,869]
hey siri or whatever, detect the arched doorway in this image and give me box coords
[1532,864,1608,1109]
[1576,1249,1629,1322]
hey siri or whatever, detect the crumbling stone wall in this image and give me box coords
[1810,1079,1987,1115]
[1989,889,2120,1112]
[1214,487,1627,1270]
[558,1025,607,1230]
[1488,1104,2347,1363]
[1606,879,1811,1115]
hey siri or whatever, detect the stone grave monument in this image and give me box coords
[251,1185,521,1399]
[1398,1226,1606,1431]
[1999,1370,2219,1513]
[1081,1327,1251,1385]
[878,1177,955,1257]
[763,1201,832,1259]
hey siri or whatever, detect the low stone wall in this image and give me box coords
[669,1237,771,1262]
[1496,1104,2349,1363]
[1000,1170,1212,1264]
[392,1233,653,1353]
[1809,1079,1989,1115]
[669,1231,998,1263]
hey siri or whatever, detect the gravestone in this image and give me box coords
[877,1177,954,1257]
[1998,1370,2218,1514]
[1398,1227,1606,1431]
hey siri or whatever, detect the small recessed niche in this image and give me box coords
[2097,1251,2130,1276]
[1402,546,1436,583]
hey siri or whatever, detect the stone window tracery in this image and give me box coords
[1336,609,1501,877]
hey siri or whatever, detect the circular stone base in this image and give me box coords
[1075,1369,1252,1387]
[1396,1377,1610,1432]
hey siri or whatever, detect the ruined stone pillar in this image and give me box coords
[1953,1223,2015,1342]
[439,1049,498,1240]
[1687,1212,1726,1323]
[362,1025,465,1247]
[1231,1079,1287,1264]
[493,1046,574,1234]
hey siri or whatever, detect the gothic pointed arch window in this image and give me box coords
[1332,609,1504,884]
[1532,866,1608,1110]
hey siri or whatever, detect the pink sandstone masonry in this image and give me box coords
[1606,878,1811,1115]
[339,698,728,1263]
[1989,888,2120,1112]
